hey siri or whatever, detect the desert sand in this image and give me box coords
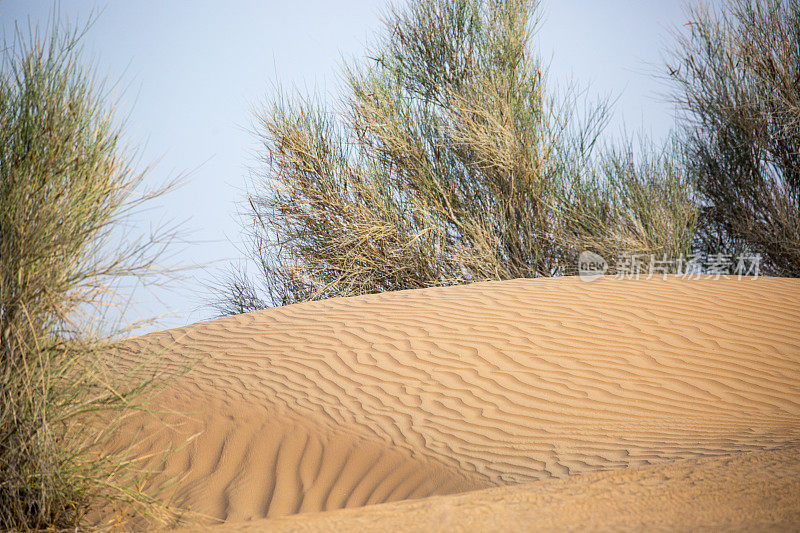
[99,276,800,530]
[210,446,800,532]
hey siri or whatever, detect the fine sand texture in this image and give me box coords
[209,445,800,532]
[101,276,800,529]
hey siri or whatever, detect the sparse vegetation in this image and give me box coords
[216,0,697,314]
[667,0,800,276]
[560,137,698,274]
[0,18,179,530]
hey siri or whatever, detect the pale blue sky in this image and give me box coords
[1,1,698,333]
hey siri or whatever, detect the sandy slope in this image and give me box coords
[214,445,800,532]
[101,276,800,529]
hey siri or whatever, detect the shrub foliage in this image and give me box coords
[218,0,696,313]
[668,0,800,276]
[0,20,176,529]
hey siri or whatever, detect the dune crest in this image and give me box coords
[106,276,800,527]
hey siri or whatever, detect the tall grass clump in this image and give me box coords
[0,19,179,530]
[667,0,800,276]
[216,0,696,314]
[561,137,698,273]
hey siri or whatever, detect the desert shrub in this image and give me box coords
[216,0,698,314]
[561,138,698,274]
[667,0,800,276]
[0,19,178,530]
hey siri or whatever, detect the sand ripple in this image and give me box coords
[107,276,800,527]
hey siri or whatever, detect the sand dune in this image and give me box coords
[102,276,800,529]
[100,393,489,527]
[215,445,800,532]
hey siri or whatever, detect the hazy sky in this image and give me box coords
[1,1,697,333]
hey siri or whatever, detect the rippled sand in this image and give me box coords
[96,276,800,530]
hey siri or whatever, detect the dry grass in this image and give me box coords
[0,17,182,530]
[560,137,698,274]
[214,0,697,314]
